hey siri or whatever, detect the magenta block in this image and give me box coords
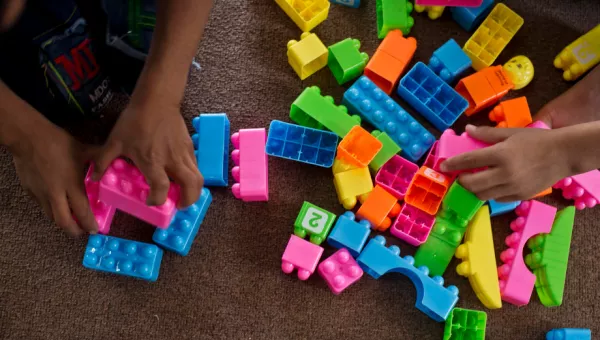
[98,159,180,228]
[231,128,269,202]
[318,248,363,295]
[435,129,489,173]
[423,141,439,169]
[282,235,324,280]
[83,166,116,234]
[554,170,600,210]
[527,120,550,129]
[390,204,436,246]
[415,0,483,6]
[375,155,419,200]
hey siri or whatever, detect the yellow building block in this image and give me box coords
[455,206,502,309]
[274,0,330,32]
[463,3,524,71]
[554,24,600,81]
[287,32,328,80]
[414,5,444,20]
[333,160,373,210]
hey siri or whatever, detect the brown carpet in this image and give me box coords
[1,0,600,339]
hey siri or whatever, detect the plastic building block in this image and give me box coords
[528,120,550,130]
[376,0,414,38]
[83,235,163,281]
[337,126,383,167]
[274,0,330,32]
[294,201,336,245]
[498,200,557,306]
[191,113,230,186]
[98,158,179,228]
[357,235,459,322]
[423,141,439,168]
[450,0,494,32]
[231,128,269,202]
[390,204,435,246]
[365,30,417,94]
[455,65,514,116]
[503,55,535,90]
[333,161,373,210]
[547,328,591,340]
[554,170,600,210]
[281,235,324,280]
[332,157,359,175]
[266,120,338,168]
[343,76,436,162]
[463,3,524,71]
[405,166,451,215]
[375,155,419,200]
[327,211,371,257]
[429,39,472,84]
[554,24,600,81]
[328,38,369,85]
[488,199,521,216]
[443,308,487,340]
[435,129,490,173]
[152,188,212,256]
[369,130,402,172]
[398,62,469,131]
[441,181,485,226]
[414,5,445,20]
[489,97,532,128]
[455,206,502,309]
[330,0,360,8]
[287,33,328,80]
[83,166,115,235]
[290,86,360,137]
[318,248,364,295]
[416,0,483,6]
[357,185,401,231]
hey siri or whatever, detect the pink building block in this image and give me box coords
[231,128,269,202]
[83,166,115,234]
[375,155,419,200]
[282,235,324,280]
[527,121,550,129]
[390,204,436,246]
[98,158,179,228]
[554,170,600,210]
[498,200,557,306]
[434,129,490,173]
[423,141,439,169]
[318,248,364,295]
[415,0,483,6]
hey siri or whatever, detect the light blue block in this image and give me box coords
[83,235,163,281]
[329,0,360,8]
[398,62,468,131]
[343,76,436,162]
[547,328,591,340]
[191,113,230,187]
[450,0,494,32]
[153,188,212,256]
[488,200,520,216]
[327,211,371,257]
[428,39,472,84]
[356,235,459,322]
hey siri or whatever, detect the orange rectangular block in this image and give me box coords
[405,166,452,215]
[357,185,401,232]
[489,96,532,128]
[455,65,514,116]
[337,126,383,167]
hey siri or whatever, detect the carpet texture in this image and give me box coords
[1,0,600,339]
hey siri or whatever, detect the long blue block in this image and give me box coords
[488,200,521,216]
[343,76,435,162]
[356,235,459,322]
[428,39,472,84]
[266,120,338,168]
[327,211,371,257]
[191,113,230,187]
[450,0,495,32]
[398,62,468,131]
[83,235,163,281]
[153,188,212,256]
[329,0,360,8]
[547,328,591,340]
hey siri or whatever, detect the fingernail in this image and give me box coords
[465,124,476,131]
[440,163,448,172]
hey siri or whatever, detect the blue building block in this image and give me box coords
[266,120,338,168]
[329,0,360,8]
[488,200,521,217]
[398,62,468,131]
[83,235,163,281]
[153,188,212,256]
[191,113,230,187]
[327,211,371,257]
[450,0,495,32]
[547,328,591,340]
[356,235,459,322]
[343,76,435,162]
[428,39,472,84]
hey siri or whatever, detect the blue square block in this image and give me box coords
[329,0,360,8]
[192,113,230,187]
[450,0,495,32]
[266,120,338,168]
[153,188,212,256]
[488,200,521,217]
[428,39,472,84]
[398,62,469,131]
[343,76,436,162]
[83,235,163,281]
[327,211,371,257]
[547,328,591,340]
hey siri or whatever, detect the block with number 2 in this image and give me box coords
[294,201,337,245]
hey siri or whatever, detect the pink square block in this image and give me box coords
[390,204,436,246]
[375,155,419,200]
[318,248,363,295]
[554,170,600,210]
[415,0,483,7]
[83,166,116,234]
[434,129,489,173]
[231,128,269,202]
[282,235,324,280]
[98,159,180,228]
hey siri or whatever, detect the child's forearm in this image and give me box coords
[555,121,600,175]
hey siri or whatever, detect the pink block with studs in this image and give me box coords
[415,0,482,6]
[554,170,600,210]
[390,204,436,246]
[497,200,556,306]
[282,235,324,280]
[98,159,179,228]
[318,248,364,295]
[375,155,419,200]
[83,166,116,234]
[434,129,490,173]
[231,128,269,202]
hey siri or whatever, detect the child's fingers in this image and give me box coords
[465,125,526,144]
[135,161,171,207]
[92,142,122,181]
[470,184,514,201]
[440,147,499,173]
[68,183,98,234]
[167,159,202,209]
[50,194,83,237]
[457,168,504,194]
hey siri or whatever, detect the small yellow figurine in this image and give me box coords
[503,55,534,90]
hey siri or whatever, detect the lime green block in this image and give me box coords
[526,206,575,307]
[443,308,487,340]
[369,130,401,172]
[294,201,337,245]
[440,182,485,227]
[328,38,369,85]
[414,217,465,276]
[376,0,414,38]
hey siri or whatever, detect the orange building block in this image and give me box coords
[455,65,514,116]
[364,29,417,94]
[489,97,532,128]
[405,166,452,215]
[357,185,401,232]
[337,126,383,167]
[532,187,552,199]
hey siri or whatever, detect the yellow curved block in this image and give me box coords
[455,206,502,309]
[414,5,445,20]
[554,24,600,81]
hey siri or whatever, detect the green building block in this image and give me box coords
[526,206,575,307]
[369,130,401,172]
[294,201,337,245]
[327,38,369,85]
[440,182,485,226]
[290,86,361,137]
[376,0,414,38]
[443,308,487,340]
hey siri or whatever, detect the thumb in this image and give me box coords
[464,124,522,144]
[92,142,121,181]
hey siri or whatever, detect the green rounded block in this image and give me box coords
[369,130,401,172]
[440,182,485,226]
[294,201,337,245]
[414,218,463,277]
[443,308,487,340]
[376,0,414,38]
[327,38,369,85]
